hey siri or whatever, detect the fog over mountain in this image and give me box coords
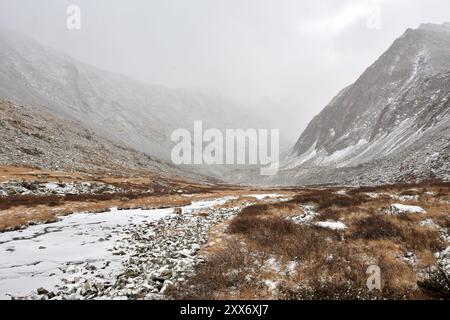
[271,23,450,186]
[0,27,288,161]
[1,0,450,140]
[0,1,449,185]
[289,23,450,165]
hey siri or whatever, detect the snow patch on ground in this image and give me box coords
[366,192,381,199]
[246,194,285,200]
[420,219,440,229]
[386,204,426,215]
[391,194,419,201]
[315,221,347,230]
[290,205,317,224]
[264,256,282,273]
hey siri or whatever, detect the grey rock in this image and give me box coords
[36,287,49,295]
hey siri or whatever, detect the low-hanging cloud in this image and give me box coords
[1,0,450,141]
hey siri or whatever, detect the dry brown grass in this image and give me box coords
[2,167,448,299]
[349,215,443,252]
[0,165,87,183]
[0,194,193,231]
[0,168,294,232]
[350,215,403,240]
[177,183,450,300]
[291,190,370,210]
[0,165,292,231]
[173,240,258,300]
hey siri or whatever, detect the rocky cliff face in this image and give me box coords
[279,23,450,185]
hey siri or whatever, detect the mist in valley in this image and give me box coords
[1,0,449,144]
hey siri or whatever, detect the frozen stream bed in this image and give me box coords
[0,196,241,300]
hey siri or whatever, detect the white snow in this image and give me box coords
[291,205,317,224]
[387,204,426,215]
[285,261,298,276]
[264,256,282,273]
[420,219,439,229]
[315,221,347,230]
[329,128,336,137]
[320,139,368,165]
[246,194,285,200]
[366,192,380,199]
[0,196,234,299]
[282,141,318,169]
[391,193,419,201]
[43,183,59,190]
[263,279,278,291]
[0,181,122,196]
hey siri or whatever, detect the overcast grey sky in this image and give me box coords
[1,0,450,140]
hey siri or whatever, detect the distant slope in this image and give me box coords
[0,99,217,183]
[276,23,450,185]
[0,27,272,164]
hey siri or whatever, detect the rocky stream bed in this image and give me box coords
[0,195,250,300]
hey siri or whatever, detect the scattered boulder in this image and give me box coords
[438,247,450,277]
[160,280,174,294]
[37,287,49,295]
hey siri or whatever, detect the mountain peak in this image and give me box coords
[286,23,450,185]
[418,22,450,33]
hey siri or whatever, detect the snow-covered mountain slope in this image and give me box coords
[0,27,271,166]
[279,23,450,185]
[0,99,216,183]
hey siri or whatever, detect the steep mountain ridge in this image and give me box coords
[278,23,450,185]
[288,23,449,161]
[1,23,449,186]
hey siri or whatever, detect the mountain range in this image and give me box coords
[0,23,449,186]
[0,27,281,174]
[0,99,217,186]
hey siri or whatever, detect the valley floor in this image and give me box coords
[0,166,449,300]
